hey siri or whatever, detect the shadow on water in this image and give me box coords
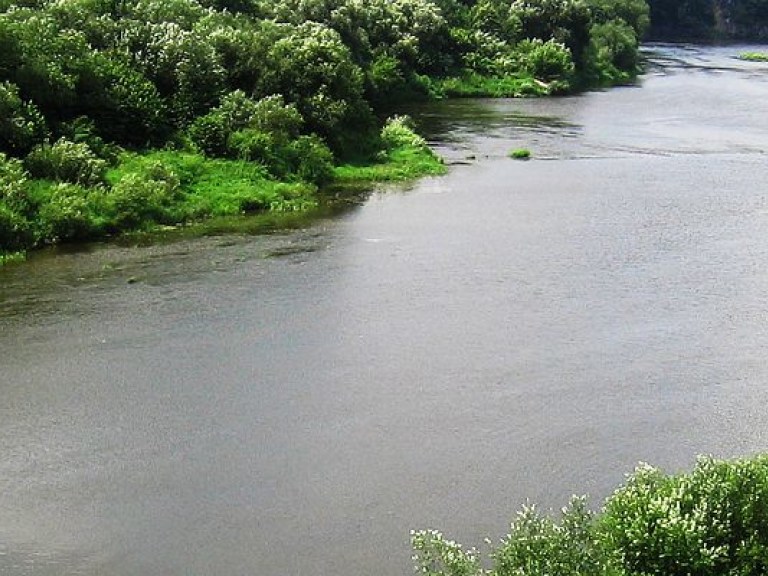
[0,205,357,329]
[642,42,768,75]
[403,99,582,143]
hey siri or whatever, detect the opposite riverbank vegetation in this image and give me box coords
[646,0,768,41]
[0,0,651,260]
[413,454,768,576]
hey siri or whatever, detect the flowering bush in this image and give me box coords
[24,139,107,187]
[380,116,428,152]
[38,182,96,242]
[413,456,768,576]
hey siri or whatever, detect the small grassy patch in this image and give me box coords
[0,251,26,266]
[509,148,532,159]
[738,52,768,61]
[333,146,446,184]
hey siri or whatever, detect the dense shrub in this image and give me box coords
[188,112,230,157]
[286,135,334,185]
[188,92,304,158]
[227,128,283,169]
[586,20,640,83]
[0,81,48,155]
[226,130,333,185]
[24,139,107,187]
[412,529,483,576]
[85,54,169,146]
[257,21,374,154]
[37,182,97,242]
[515,38,576,83]
[248,94,303,140]
[412,455,768,576]
[103,162,180,229]
[380,116,429,152]
[602,457,768,576]
[0,152,32,214]
[494,497,616,576]
[226,127,275,159]
[0,200,33,250]
[586,0,650,37]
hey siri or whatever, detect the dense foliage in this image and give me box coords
[646,0,768,39]
[0,0,648,254]
[413,455,768,576]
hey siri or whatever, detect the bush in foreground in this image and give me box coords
[412,455,768,576]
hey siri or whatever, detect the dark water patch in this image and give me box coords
[264,243,325,259]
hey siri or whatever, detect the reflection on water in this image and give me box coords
[3,43,768,576]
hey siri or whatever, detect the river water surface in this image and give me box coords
[2,44,768,575]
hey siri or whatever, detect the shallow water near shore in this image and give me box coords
[3,43,768,575]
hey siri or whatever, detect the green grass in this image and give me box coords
[0,251,26,266]
[738,52,768,61]
[108,151,317,219]
[509,148,531,159]
[433,72,560,98]
[333,145,446,184]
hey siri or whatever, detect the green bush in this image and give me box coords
[58,117,121,165]
[87,54,169,147]
[601,457,768,576]
[24,139,107,187]
[227,130,333,185]
[412,529,483,576]
[37,182,97,242]
[286,134,334,185]
[227,128,271,160]
[0,200,33,250]
[494,497,616,576]
[514,38,575,84]
[412,455,768,576]
[188,112,230,157]
[0,152,33,214]
[248,94,303,140]
[0,81,48,155]
[413,497,617,576]
[188,92,305,159]
[103,162,180,230]
[586,21,639,84]
[380,115,429,152]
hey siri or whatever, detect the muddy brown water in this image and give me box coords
[2,44,768,575]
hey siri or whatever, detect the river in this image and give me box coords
[2,43,768,575]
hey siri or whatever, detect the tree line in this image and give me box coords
[646,0,768,39]
[0,0,649,253]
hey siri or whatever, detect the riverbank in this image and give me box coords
[0,118,444,264]
[0,0,650,263]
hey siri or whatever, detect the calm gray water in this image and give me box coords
[2,44,768,575]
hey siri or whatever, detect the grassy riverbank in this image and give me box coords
[0,117,443,263]
[0,0,649,261]
[414,454,768,576]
